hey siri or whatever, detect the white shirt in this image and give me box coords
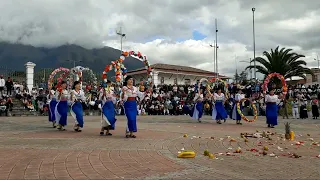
[100,88,116,104]
[56,89,70,101]
[235,93,245,101]
[214,93,225,101]
[47,90,56,103]
[122,86,144,101]
[0,78,5,87]
[152,93,159,98]
[173,86,178,92]
[265,94,278,103]
[71,90,86,102]
[193,93,203,102]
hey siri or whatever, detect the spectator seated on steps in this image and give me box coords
[24,99,35,111]
[15,87,23,100]
[0,98,8,116]
[4,95,13,111]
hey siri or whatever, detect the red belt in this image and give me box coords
[127,97,136,101]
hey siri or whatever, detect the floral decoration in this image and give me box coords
[127,51,152,87]
[48,67,71,90]
[236,98,258,122]
[262,73,287,95]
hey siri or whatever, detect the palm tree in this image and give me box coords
[246,46,313,80]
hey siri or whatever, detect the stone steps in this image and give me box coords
[9,97,103,117]
[10,97,40,116]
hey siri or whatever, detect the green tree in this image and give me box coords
[239,70,248,85]
[8,71,25,77]
[246,46,312,79]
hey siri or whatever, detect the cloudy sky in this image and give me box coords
[1,0,320,78]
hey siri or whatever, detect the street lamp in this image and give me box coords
[210,42,216,77]
[252,7,256,80]
[314,55,319,69]
[239,58,252,80]
[116,27,126,54]
[215,19,219,80]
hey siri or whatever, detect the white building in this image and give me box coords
[127,63,229,86]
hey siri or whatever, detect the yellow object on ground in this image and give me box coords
[290,131,295,140]
[208,153,215,159]
[177,151,196,158]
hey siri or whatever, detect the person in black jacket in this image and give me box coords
[5,77,13,96]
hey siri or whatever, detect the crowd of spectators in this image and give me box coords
[2,72,320,120]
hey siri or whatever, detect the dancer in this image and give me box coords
[191,88,204,123]
[122,76,147,138]
[100,80,117,136]
[70,81,86,132]
[212,88,228,124]
[55,81,70,131]
[48,88,57,128]
[265,89,282,128]
[232,88,245,125]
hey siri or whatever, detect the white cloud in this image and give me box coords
[0,0,320,78]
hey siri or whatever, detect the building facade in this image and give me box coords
[304,68,320,85]
[127,63,229,86]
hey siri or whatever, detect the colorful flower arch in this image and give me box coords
[262,73,288,95]
[236,98,258,122]
[48,67,71,89]
[102,60,126,85]
[125,51,152,87]
[102,50,152,89]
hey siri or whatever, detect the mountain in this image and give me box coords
[0,42,145,75]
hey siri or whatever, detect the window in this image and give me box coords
[312,75,317,82]
[160,77,164,84]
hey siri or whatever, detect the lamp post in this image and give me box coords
[314,55,319,69]
[252,7,256,80]
[215,19,219,80]
[239,58,252,80]
[116,27,126,54]
[210,41,216,77]
[235,55,238,84]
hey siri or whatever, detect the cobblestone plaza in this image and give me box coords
[0,116,319,179]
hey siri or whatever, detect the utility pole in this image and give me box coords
[235,55,238,84]
[249,58,252,80]
[215,19,219,80]
[210,41,215,78]
[314,55,319,69]
[252,8,256,80]
[116,26,126,54]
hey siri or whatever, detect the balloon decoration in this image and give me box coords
[236,98,258,122]
[48,67,71,90]
[262,73,287,95]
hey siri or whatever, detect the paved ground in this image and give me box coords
[0,115,319,179]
